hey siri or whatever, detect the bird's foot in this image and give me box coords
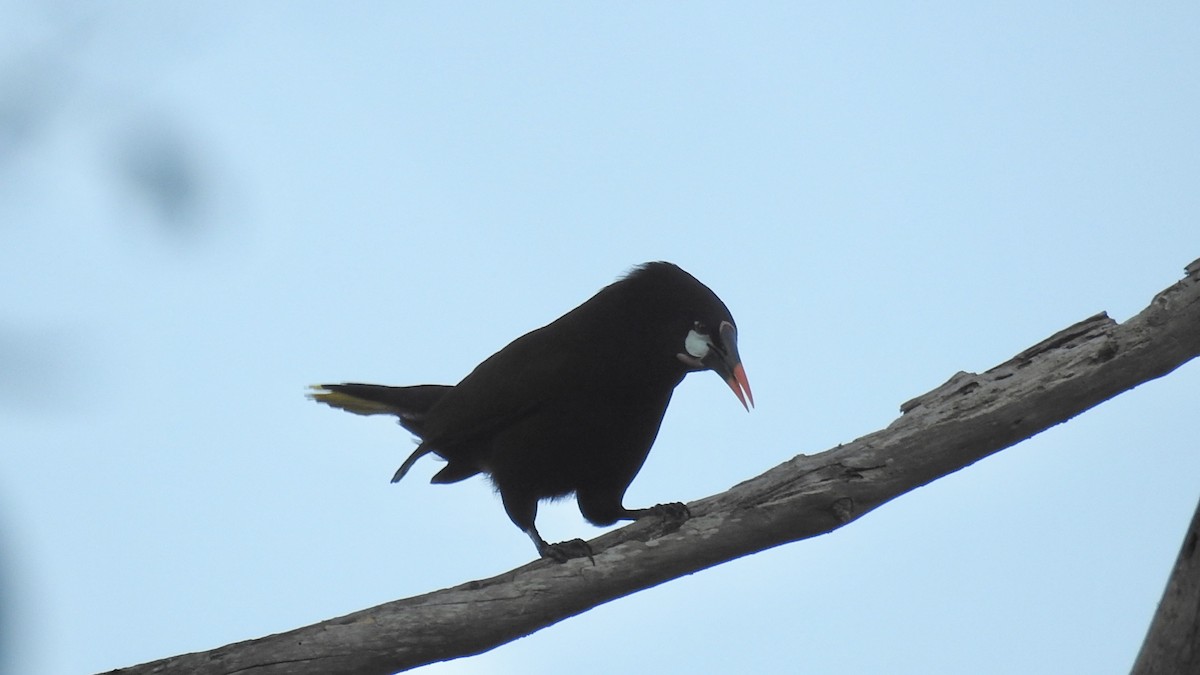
[540,538,595,565]
[648,499,696,530]
[619,502,696,533]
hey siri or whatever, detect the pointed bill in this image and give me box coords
[713,321,753,412]
[725,362,754,411]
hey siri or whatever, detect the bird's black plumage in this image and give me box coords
[310,262,752,562]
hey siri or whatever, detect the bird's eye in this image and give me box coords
[693,321,708,333]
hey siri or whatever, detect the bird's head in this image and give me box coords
[606,261,755,411]
[674,317,754,411]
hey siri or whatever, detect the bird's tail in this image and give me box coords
[307,383,451,433]
[309,382,459,484]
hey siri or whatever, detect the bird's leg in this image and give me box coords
[622,502,692,533]
[506,492,595,564]
[578,491,693,534]
[525,526,594,565]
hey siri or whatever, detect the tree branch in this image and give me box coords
[1131,492,1200,675]
[106,258,1200,675]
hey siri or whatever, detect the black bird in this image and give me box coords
[309,262,752,562]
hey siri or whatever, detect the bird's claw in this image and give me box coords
[649,502,691,534]
[653,501,691,519]
[542,538,595,565]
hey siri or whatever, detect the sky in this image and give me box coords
[1,2,1198,674]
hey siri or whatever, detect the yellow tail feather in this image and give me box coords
[307,386,396,416]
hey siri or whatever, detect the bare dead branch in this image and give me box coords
[1131,493,1200,675]
[105,259,1200,675]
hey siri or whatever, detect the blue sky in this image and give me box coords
[2,3,1198,673]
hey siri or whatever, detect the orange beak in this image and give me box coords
[725,361,754,411]
[707,321,753,412]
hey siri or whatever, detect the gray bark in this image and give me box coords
[1131,494,1200,675]
[105,258,1200,675]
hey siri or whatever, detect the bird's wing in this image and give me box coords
[419,326,583,452]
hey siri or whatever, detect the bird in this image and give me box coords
[309,261,752,562]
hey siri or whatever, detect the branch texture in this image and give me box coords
[1131,492,1200,675]
[107,259,1200,675]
